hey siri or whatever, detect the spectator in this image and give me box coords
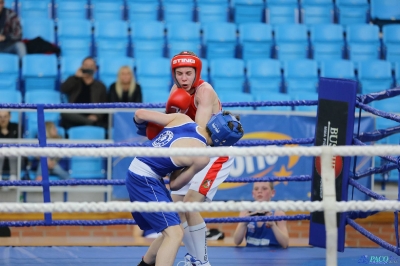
[0,0,26,59]
[108,66,142,103]
[233,182,289,248]
[0,111,18,181]
[35,121,70,181]
[60,56,107,130]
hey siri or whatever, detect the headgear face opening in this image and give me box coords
[206,111,244,146]
[171,51,202,88]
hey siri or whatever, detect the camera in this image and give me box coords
[81,68,94,75]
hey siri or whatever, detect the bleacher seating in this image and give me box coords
[396,62,400,87]
[358,60,393,94]
[57,19,92,58]
[232,0,265,24]
[0,90,22,123]
[370,0,400,22]
[21,18,55,43]
[0,53,19,91]
[300,0,334,26]
[283,59,319,94]
[60,56,86,82]
[126,0,159,22]
[54,0,88,20]
[346,24,381,65]
[239,23,273,61]
[162,0,194,23]
[18,0,52,19]
[254,92,292,111]
[90,0,125,20]
[202,22,237,59]
[246,59,282,94]
[201,58,209,82]
[335,0,369,25]
[22,54,58,92]
[266,0,299,25]
[274,24,309,61]
[320,60,356,80]
[5,0,15,9]
[97,56,135,89]
[218,92,254,111]
[166,22,201,58]
[382,25,400,68]
[310,24,344,62]
[135,57,171,93]
[94,20,129,58]
[291,91,318,112]
[209,58,245,93]
[197,0,229,23]
[130,21,165,59]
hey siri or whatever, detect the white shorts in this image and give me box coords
[171,156,234,202]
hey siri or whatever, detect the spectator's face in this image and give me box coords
[252,182,275,202]
[175,67,196,91]
[81,58,96,77]
[0,111,11,128]
[119,68,132,84]
[0,1,4,13]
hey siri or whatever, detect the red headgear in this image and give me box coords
[171,51,202,88]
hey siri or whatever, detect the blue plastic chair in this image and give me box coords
[320,60,356,80]
[126,0,159,22]
[283,59,319,94]
[90,0,125,20]
[335,0,369,25]
[201,58,209,82]
[4,0,15,9]
[266,0,299,25]
[210,58,245,93]
[94,20,129,58]
[346,24,381,65]
[18,0,52,19]
[162,1,194,23]
[0,53,19,91]
[291,91,318,112]
[253,92,292,111]
[130,21,165,59]
[24,90,61,138]
[57,19,92,58]
[202,22,237,60]
[142,89,170,104]
[246,59,282,94]
[219,91,254,111]
[232,0,265,24]
[166,22,201,58]
[21,18,55,43]
[0,90,22,123]
[370,0,400,21]
[97,56,135,89]
[274,24,309,61]
[22,54,58,92]
[239,23,273,61]
[60,56,87,82]
[396,62,400,87]
[67,126,106,179]
[358,60,393,94]
[54,0,88,20]
[372,96,400,114]
[383,25,400,68]
[197,0,229,23]
[300,0,334,26]
[135,57,171,92]
[310,24,344,62]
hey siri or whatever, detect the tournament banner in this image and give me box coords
[111,110,373,203]
[309,78,358,252]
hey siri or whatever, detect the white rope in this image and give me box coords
[0,145,400,157]
[0,200,399,213]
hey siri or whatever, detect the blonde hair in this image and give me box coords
[45,121,61,139]
[116,66,136,99]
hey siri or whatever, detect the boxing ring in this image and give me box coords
[1,82,400,265]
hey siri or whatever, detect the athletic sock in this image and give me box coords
[189,222,209,263]
[182,221,197,256]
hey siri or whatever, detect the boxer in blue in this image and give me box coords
[128,109,244,266]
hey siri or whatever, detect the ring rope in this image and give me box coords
[348,179,388,201]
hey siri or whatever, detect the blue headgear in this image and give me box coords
[206,111,244,146]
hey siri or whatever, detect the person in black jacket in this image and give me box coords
[0,111,18,181]
[108,66,142,103]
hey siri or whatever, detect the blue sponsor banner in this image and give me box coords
[111,111,374,201]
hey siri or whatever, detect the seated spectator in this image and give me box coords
[0,0,26,59]
[233,182,289,248]
[60,56,107,130]
[35,121,70,181]
[108,66,142,103]
[0,111,18,181]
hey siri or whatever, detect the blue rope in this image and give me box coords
[346,217,400,256]
[351,163,398,180]
[0,215,310,227]
[356,102,400,123]
[353,137,398,164]
[348,178,387,200]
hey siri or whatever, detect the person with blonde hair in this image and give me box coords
[108,66,142,103]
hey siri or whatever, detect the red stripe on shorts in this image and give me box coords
[198,156,229,196]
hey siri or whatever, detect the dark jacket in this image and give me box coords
[0,122,18,138]
[107,82,143,103]
[0,7,22,49]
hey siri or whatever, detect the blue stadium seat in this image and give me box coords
[300,0,334,26]
[239,23,273,61]
[320,60,356,80]
[358,60,393,94]
[246,59,282,94]
[310,24,344,62]
[22,54,58,92]
[232,0,265,24]
[201,58,209,82]
[57,19,92,58]
[209,58,245,93]
[370,0,400,21]
[54,0,88,20]
[126,0,159,22]
[24,90,61,138]
[383,25,400,68]
[197,0,229,23]
[291,91,318,112]
[142,89,170,104]
[162,0,194,23]
[266,0,299,25]
[283,59,319,94]
[21,18,55,43]
[202,22,237,60]
[274,24,309,61]
[346,24,381,65]
[130,21,165,59]
[166,22,201,58]
[219,92,254,111]
[5,0,15,9]
[94,20,129,58]
[372,96,400,114]
[60,56,86,82]
[97,56,135,89]
[67,126,106,179]
[335,0,369,25]
[18,0,52,19]
[254,92,292,111]
[396,62,400,87]
[0,53,19,91]
[135,57,171,92]
[0,90,22,123]
[90,0,125,20]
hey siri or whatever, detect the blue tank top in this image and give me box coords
[245,211,280,247]
[136,122,207,177]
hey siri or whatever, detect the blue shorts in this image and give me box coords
[125,170,180,233]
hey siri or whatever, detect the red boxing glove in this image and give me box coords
[166,88,191,114]
[146,122,164,140]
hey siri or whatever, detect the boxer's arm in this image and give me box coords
[169,157,210,191]
[195,85,216,128]
[135,109,179,127]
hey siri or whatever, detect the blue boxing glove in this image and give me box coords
[133,116,148,136]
